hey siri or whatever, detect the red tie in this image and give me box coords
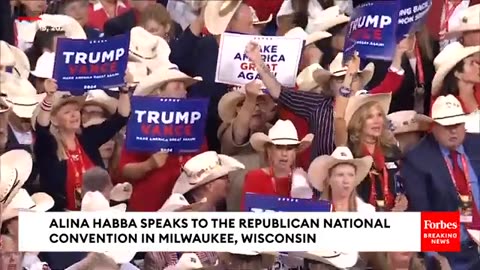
[449,151,469,195]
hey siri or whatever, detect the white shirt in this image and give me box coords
[10,125,33,145]
[439,0,470,50]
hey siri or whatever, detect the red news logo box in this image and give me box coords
[421,212,461,252]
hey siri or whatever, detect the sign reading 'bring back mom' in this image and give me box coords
[215,33,303,87]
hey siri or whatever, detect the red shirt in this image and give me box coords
[241,169,292,210]
[87,0,130,31]
[65,144,95,210]
[244,0,284,21]
[430,83,480,115]
[118,143,208,212]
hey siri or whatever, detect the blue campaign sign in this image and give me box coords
[343,0,431,63]
[125,97,209,153]
[53,34,130,95]
[245,193,332,212]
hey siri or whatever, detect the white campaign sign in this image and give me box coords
[215,33,304,87]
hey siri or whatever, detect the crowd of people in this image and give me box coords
[0,0,480,269]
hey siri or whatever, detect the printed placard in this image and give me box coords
[245,193,331,212]
[125,97,209,153]
[53,34,130,94]
[215,33,303,87]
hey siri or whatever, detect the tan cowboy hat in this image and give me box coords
[163,253,204,270]
[129,26,171,70]
[81,191,126,212]
[432,42,480,95]
[288,251,359,269]
[2,188,54,222]
[319,53,375,87]
[51,91,87,116]
[0,149,33,207]
[310,6,350,32]
[133,64,202,96]
[296,63,330,91]
[172,151,245,195]
[344,91,392,126]
[419,95,468,126]
[249,6,272,25]
[127,61,149,84]
[0,41,15,67]
[284,27,332,46]
[387,110,430,135]
[307,146,373,192]
[204,0,243,35]
[217,82,269,122]
[1,74,45,118]
[446,4,480,38]
[158,193,190,212]
[109,182,133,203]
[31,52,55,79]
[84,90,118,115]
[250,119,313,152]
[83,116,106,128]
[36,14,87,40]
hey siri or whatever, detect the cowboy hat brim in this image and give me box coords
[133,69,202,96]
[2,192,54,222]
[345,93,392,127]
[289,251,359,269]
[8,44,31,80]
[305,31,332,46]
[204,1,243,35]
[432,45,480,96]
[250,132,314,153]
[253,13,273,25]
[83,98,118,115]
[329,62,375,87]
[102,250,137,264]
[307,155,373,192]
[0,41,15,66]
[218,91,246,123]
[468,229,480,246]
[296,64,330,91]
[52,95,87,115]
[172,154,245,195]
[420,114,469,127]
[7,94,45,119]
[312,15,350,32]
[0,149,33,206]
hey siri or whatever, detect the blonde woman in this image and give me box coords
[34,78,130,211]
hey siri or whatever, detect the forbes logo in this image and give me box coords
[420,212,461,252]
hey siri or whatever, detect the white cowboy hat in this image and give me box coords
[2,188,54,222]
[319,53,375,87]
[84,90,118,115]
[284,27,332,46]
[468,229,480,246]
[310,5,350,32]
[446,4,480,38]
[129,26,171,70]
[133,64,202,96]
[204,0,243,35]
[344,91,392,126]
[31,52,55,79]
[307,146,373,192]
[288,251,359,269]
[0,149,33,207]
[432,42,480,95]
[0,92,11,113]
[1,74,45,118]
[250,119,314,152]
[127,61,149,84]
[387,110,430,135]
[109,182,133,203]
[163,253,204,270]
[158,193,190,212]
[81,191,126,212]
[249,6,272,25]
[296,63,330,92]
[0,41,15,67]
[37,14,87,40]
[172,151,245,195]
[8,44,30,80]
[419,95,468,126]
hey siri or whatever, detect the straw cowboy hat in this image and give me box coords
[204,0,243,35]
[133,64,202,96]
[284,27,332,46]
[37,14,87,40]
[419,95,468,126]
[288,251,359,269]
[446,4,480,38]
[432,42,480,95]
[109,182,133,203]
[307,146,373,192]
[0,149,32,207]
[129,26,171,70]
[51,91,87,115]
[250,119,314,152]
[2,76,45,119]
[319,53,375,87]
[159,193,190,212]
[84,90,118,115]
[172,151,245,195]
[127,61,149,84]
[31,52,55,79]
[296,63,330,91]
[0,41,15,67]
[344,91,392,126]
[387,110,430,135]
[249,6,272,25]
[310,5,350,32]
[1,188,54,222]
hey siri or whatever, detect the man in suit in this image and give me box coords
[401,95,480,269]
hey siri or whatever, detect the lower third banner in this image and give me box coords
[125,97,209,153]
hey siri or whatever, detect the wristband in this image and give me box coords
[338,86,352,97]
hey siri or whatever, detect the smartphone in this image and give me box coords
[394,173,405,195]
